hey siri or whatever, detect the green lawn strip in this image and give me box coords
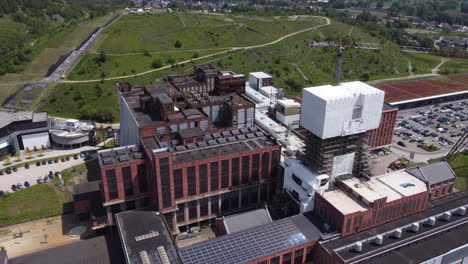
[52,160,100,186]
[421,144,439,152]
[1,152,85,171]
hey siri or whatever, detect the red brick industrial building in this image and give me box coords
[367,103,398,149]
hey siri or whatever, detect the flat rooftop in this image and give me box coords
[321,189,468,262]
[322,189,369,215]
[0,110,48,129]
[116,210,182,264]
[250,72,272,79]
[179,212,325,264]
[340,170,427,206]
[374,73,468,103]
[303,81,383,101]
[98,145,145,167]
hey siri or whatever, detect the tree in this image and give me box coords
[174,40,182,48]
[96,51,107,64]
[151,59,163,69]
[420,37,434,48]
[361,73,370,81]
[376,1,384,9]
[143,50,151,57]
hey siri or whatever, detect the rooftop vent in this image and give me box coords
[400,183,415,188]
[135,231,159,242]
[442,212,451,221]
[354,184,364,188]
[354,242,362,252]
[131,146,140,153]
[119,155,129,162]
[116,149,127,155]
[457,207,466,216]
[139,251,151,264]
[157,246,171,264]
[134,153,144,159]
[375,235,383,245]
[427,217,436,227]
[393,228,402,239]
[102,158,113,165]
[100,151,111,158]
[411,223,419,232]
[187,143,197,150]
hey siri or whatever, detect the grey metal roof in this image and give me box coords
[222,208,272,234]
[0,251,7,263]
[179,213,324,264]
[0,110,33,128]
[406,161,456,185]
[32,112,48,122]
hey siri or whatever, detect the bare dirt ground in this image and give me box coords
[0,214,87,258]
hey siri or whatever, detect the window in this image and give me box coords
[137,164,148,193]
[174,169,183,199]
[292,174,302,186]
[200,198,208,217]
[164,213,173,231]
[188,201,197,220]
[305,246,314,261]
[290,190,299,201]
[294,249,304,264]
[231,158,240,186]
[176,204,185,223]
[187,166,197,196]
[210,162,219,191]
[252,154,260,182]
[186,139,194,144]
[282,253,292,264]
[199,164,208,194]
[270,257,280,264]
[106,169,118,200]
[160,158,172,208]
[122,166,133,196]
[261,152,270,179]
[111,204,120,214]
[125,200,136,210]
[210,195,219,214]
[221,160,230,188]
[242,156,250,184]
[352,105,363,120]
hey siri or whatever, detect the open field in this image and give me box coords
[92,13,326,54]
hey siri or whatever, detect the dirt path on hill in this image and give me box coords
[367,58,449,85]
[61,16,331,83]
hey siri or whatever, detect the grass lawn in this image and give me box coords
[94,13,326,54]
[421,144,439,152]
[429,154,468,191]
[0,160,100,227]
[439,58,468,75]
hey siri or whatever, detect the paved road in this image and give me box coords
[390,143,447,163]
[62,15,331,83]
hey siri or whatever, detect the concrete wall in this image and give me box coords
[118,92,140,146]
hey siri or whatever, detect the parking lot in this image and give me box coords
[394,99,468,153]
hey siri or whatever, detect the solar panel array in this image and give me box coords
[100,151,111,158]
[217,138,227,144]
[222,131,231,137]
[131,146,140,153]
[179,218,310,264]
[208,140,218,146]
[187,143,197,150]
[197,142,207,148]
[166,245,181,264]
[119,155,130,162]
[175,146,186,151]
[116,149,127,155]
[227,136,237,142]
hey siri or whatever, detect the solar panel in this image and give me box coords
[208,140,218,146]
[240,128,250,134]
[131,146,140,153]
[205,134,213,140]
[217,138,227,144]
[102,158,113,165]
[175,145,186,151]
[227,136,237,142]
[255,131,265,137]
[116,149,127,155]
[134,153,144,159]
[231,129,240,135]
[212,133,221,138]
[222,131,231,137]
[246,133,256,138]
[187,143,197,150]
[249,126,258,132]
[166,245,181,264]
[236,135,246,140]
[160,142,169,148]
[197,142,207,148]
[171,140,179,145]
[100,151,111,158]
[119,155,129,162]
[148,250,161,264]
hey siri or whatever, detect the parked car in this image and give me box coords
[66,156,70,161]
[61,158,66,162]
[5,168,11,174]
[25,163,30,169]
[24,181,30,187]
[54,159,59,163]
[49,171,54,179]
[17,183,23,190]
[36,161,41,166]
[41,160,47,165]
[43,176,49,183]
[12,166,17,172]
[0,190,4,196]
[48,160,53,164]
[0,170,4,176]
[398,141,407,147]
[54,171,60,177]
[11,185,17,191]
[73,155,79,160]
[37,177,43,184]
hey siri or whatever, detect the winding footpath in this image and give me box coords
[62,16,331,83]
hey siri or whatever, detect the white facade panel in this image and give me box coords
[22,132,50,149]
[300,81,384,139]
[276,112,300,128]
[332,152,355,178]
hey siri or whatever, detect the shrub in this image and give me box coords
[174,40,182,48]
[151,59,163,69]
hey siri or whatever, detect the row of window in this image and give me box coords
[172,151,279,203]
[106,164,148,200]
[255,245,314,264]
